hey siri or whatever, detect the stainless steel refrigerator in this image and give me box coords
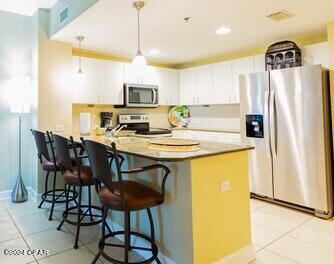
[240,64,333,218]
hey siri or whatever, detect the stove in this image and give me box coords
[118,114,172,137]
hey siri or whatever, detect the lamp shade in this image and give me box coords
[132,54,147,75]
[10,76,31,114]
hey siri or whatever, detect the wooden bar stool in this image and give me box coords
[83,139,170,264]
[52,134,108,249]
[31,130,77,221]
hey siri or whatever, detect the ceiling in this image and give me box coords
[52,0,334,66]
[0,0,57,16]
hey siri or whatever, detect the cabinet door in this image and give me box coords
[156,68,168,105]
[254,54,266,72]
[213,61,233,104]
[123,63,139,84]
[99,60,124,104]
[195,65,214,104]
[232,57,255,103]
[72,57,100,104]
[179,68,197,105]
[142,66,160,85]
[167,69,180,105]
[302,42,330,68]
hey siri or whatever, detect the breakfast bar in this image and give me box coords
[74,135,254,264]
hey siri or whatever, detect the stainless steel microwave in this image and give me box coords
[124,83,159,108]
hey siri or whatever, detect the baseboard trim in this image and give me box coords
[106,220,177,264]
[215,245,255,264]
[0,190,11,201]
[27,187,39,203]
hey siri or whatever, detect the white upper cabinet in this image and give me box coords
[179,65,214,105]
[232,56,255,103]
[213,61,233,104]
[141,66,160,85]
[302,42,330,68]
[254,54,266,72]
[123,63,139,84]
[156,68,168,105]
[180,68,197,105]
[195,65,214,104]
[72,57,100,104]
[166,69,180,105]
[99,60,124,104]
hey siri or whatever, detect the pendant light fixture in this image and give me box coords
[132,1,147,70]
[75,35,85,73]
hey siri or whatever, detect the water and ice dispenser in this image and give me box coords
[246,115,264,138]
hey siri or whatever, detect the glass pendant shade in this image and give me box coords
[132,53,147,68]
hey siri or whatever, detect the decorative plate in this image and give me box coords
[168,105,191,127]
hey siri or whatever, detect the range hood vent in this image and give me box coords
[267,10,295,21]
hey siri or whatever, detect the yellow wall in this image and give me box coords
[190,151,251,264]
[327,21,334,68]
[38,31,73,132]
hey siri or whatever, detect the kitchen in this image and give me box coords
[1,0,334,264]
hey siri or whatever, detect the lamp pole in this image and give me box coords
[11,114,28,202]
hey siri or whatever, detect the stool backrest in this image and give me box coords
[83,140,124,199]
[52,134,74,172]
[31,129,54,163]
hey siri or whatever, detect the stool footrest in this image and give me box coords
[98,230,159,264]
[40,189,77,204]
[61,205,103,227]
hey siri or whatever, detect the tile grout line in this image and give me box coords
[5,204,40,264]
[258,217,314,263]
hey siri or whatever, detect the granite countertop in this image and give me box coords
[72,134,253,162]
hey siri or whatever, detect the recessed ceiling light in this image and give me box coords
[150,49,161,55]
[216,26,232,35]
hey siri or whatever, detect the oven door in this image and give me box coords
[125,83,159,107]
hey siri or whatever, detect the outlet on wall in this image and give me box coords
[221,181,231,192]
[55,125,64,132]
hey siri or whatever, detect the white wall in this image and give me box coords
[0,10,36,192]
[188,104,240,131]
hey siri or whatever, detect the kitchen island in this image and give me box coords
[73,134,254,264]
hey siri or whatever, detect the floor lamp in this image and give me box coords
[10,76,30,203]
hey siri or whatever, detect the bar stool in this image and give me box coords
[83,140,170,264]
[52,134,107,249]
[31,130,77,221]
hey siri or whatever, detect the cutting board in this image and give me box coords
[149,138,200,146]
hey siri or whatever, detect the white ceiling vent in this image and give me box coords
[267,10,295,21]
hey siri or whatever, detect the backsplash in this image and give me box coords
[72,104,240,133]
[72,104,171,133]
[188,104,240,131]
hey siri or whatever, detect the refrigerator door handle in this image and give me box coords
[270,91,277,158]
[264,91,271,158]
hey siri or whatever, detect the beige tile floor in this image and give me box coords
[0,198,334,263]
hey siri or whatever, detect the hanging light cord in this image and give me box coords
[137,7,141,55]
[79,38,82,72]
